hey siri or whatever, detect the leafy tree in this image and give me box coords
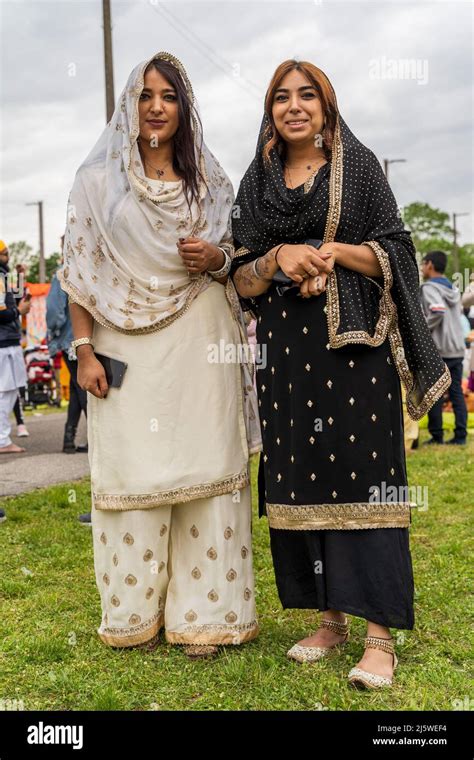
[27,253,61,283]
[402,203,473,282]
[5,241,61,282]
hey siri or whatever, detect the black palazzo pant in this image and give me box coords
[254,270,415,631]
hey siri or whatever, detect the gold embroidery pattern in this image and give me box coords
[387,308,451,420]
[325,240,392,351]
[98,611,164,648]
[165,620,259,646]
[267,502,411,530]
[93,465,249,510]
[231,245,251,260]
[57,272,206,335]
[321,120,452,420]
[323,117,343,244]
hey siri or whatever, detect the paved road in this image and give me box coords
[0,411,89,498]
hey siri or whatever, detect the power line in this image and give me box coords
[148,2,264,103]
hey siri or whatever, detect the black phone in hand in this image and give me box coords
[94,353,128,389]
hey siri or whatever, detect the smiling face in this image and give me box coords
[138,68,180,145]
[271,68,325,148]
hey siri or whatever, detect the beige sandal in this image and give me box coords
[287,617,350,663]
[348,635,398,689]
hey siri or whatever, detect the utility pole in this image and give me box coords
[102,0,115,123]
[26,201,45,282]
[452,212,469,274]
[383,158,406,183]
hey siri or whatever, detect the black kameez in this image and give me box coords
[231,100,450,632]
[252,171,414,629]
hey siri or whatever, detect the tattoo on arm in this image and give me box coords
[233,260,259,291]
[232,249,278,296]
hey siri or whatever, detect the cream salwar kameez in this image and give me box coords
[87,278,259,646]
[92,485,257,647]
[58,52,261,649]
[87,280,250,508]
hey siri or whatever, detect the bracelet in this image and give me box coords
[71,336,94,357]
[208,247,232,278]
[252,257,274,282]
[274,243,286,267]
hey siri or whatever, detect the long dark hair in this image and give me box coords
[142,59,206,209]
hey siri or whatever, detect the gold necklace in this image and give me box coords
[285,158,327,189]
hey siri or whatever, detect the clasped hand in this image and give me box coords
[277,243,336,298]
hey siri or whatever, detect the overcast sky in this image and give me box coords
[1,0,473,258]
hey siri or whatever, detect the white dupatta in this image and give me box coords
[58,50,262,454]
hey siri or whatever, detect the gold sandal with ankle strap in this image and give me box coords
[287,617,350,663]
[348,635,398,689]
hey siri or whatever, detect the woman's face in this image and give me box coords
[138,68,180,145]
[271,68,324,147]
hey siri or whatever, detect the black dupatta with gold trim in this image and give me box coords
[231,112,450,420]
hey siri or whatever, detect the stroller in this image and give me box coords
[23,343,60,408]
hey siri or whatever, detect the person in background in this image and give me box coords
[0,240,30,463]
[12,263,29,437]
[420,250,467,445]
[47,238,90,526]
[47,238,88,454]
[13,390,28,437]
[461,281,474,393]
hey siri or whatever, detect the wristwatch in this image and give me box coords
[71,336,94,357]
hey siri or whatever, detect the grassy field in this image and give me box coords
[0,415,472,711]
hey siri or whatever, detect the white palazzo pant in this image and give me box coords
[92,484,259,647]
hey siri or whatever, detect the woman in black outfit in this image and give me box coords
[231,60,450,689]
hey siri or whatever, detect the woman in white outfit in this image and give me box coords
[58,52,261,658]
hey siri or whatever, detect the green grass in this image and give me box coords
[0,416,472,711]
[22,400,68,416]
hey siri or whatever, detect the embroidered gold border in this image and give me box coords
[98,612,163,647]
[322,118,451,420]
[388,322,451,421]
[326,239,393,350]
[59,269,207,335]
[166,620,259,646]
[93,464,249,510]
[266,502,411,530]
[323,117,343,244]
[231,245,251,261]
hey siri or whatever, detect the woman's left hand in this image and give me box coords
[299,272,328,298]
[177,237,223,274]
